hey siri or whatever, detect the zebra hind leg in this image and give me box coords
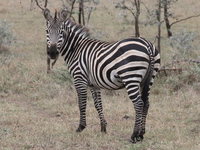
[125,84,144,143]
[90,87,107,133]
[129,75,151,143]
[140,77,151,140]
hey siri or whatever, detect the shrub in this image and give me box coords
[169,30,197,61]
[0,20,16,54]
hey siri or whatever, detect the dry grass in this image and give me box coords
[0,0,200,150]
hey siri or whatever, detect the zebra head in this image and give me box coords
[43,9,68,59]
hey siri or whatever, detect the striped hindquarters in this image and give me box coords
[85,37,159,90]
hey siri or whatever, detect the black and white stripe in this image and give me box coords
[43,9,160,143]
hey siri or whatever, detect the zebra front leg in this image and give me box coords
[51,55,59,69]
[75,82,88,132]
[47,57,51,73]
[90,87,107,133]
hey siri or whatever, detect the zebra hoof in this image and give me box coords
[101,126,107,133]
[130,134,144,143]
[76,124,86,132]
[129,139,136,144]
[100,123,107,133]
[137,135,144,141]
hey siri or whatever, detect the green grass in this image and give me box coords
[0,0,200,149]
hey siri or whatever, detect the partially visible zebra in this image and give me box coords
[41,8,160,143]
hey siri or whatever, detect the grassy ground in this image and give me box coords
[0,0,200,149]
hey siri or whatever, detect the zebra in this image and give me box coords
[40,8,160,143]
[33,0,58,73]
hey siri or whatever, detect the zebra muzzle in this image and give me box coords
[48,44,59,59]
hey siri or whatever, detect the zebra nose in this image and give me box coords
[48,44,59,59]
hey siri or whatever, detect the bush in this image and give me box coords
[169,30,197,60]
[0,20,16,54]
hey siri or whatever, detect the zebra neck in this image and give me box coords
[64,19,90,38]
[59,19,90,66]
[59,30,88,67]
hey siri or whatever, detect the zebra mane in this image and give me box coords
[65,18,90,38]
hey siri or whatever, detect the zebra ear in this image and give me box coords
[43,8,52,21]
[60,10,68,22]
